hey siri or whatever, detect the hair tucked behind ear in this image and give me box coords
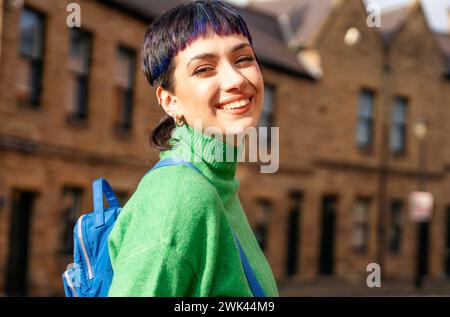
[150,114,177,152]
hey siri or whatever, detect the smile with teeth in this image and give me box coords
[218,98,251,110]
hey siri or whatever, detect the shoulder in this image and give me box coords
[109,164,222,259]
[118,163,222,235]
[137,163,219,209]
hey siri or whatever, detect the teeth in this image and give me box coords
[221,98,250,110]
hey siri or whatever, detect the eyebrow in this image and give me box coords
[186,42,252,69]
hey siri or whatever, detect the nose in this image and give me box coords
[219,62,248,92]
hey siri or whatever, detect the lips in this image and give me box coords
[215,96,253,115]
[218,98,250,110]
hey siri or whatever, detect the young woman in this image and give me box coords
[108,0,279,297]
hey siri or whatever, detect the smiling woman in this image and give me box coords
[107,0,279,297]
[161,32,263,138]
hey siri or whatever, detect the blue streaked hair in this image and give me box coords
[141,0,253,90]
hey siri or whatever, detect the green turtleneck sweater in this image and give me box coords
[107,124,279,297]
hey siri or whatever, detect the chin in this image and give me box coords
[223,121,258,135]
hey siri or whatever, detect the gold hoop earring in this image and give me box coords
[175,115,185,127]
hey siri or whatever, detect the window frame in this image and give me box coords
[114,45,136,133]
[390,96,409,155]
[17,7,45,108]
[388,199,404,254]
[258,83,276,148]
[351,197,371,254]
[356,88,375,150]
[67,28,93,122]
[60,186,84,255]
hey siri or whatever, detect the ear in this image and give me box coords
[156,87,179,118]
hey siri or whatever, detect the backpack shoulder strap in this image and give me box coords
[145,157,202,176]
[93,178,120,228]
[232,230,267,297]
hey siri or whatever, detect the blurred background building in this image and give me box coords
[0,0,449,296]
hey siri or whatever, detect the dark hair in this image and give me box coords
[141,0,254,152]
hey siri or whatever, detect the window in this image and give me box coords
[114,46,136,131]
[351,198,370,254]
[67,29,91,120]
[356,89,375,148]
[258,84,275,147]
[17,8,44,107]
[61,187,83,254]
[388,200,403,253]
[391,97,408,153]
[254,199,272,252]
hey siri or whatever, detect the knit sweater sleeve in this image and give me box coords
[108,165,222,297]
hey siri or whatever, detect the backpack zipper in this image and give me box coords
[78,215,94,279]
[64,270,78,297]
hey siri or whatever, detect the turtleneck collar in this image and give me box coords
[159,124,243,205]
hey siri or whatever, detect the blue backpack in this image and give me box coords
[62,157,266,297]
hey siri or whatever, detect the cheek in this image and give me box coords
[180,81,217,112]
[196,81,216,98]
[251,72,264,106]
[247,68,264,93]
[195,81,220,113]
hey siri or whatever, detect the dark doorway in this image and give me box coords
[415,219,429,288]
[417,222,429,276]
[286,192,302,277]
[254,199,272,252]
[446,207,450,277]
[6,190,36,296]
[319,195,337,275]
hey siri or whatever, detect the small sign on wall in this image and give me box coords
[409,191,433,222]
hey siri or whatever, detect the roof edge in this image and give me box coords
[96,0,154,22]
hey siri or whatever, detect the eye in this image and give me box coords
[236,56,255,65]
[192,66,214,76]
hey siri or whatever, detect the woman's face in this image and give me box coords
[158,32,264,139]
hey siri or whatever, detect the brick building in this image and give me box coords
[248,0,450,291]
[0,0,449,296]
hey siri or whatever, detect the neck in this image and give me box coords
[160,123,242,205]
[164,124,244,175]
[188,123,247,148]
